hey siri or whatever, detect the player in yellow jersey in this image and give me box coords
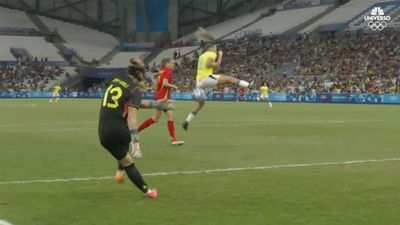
[49,84,61,103]
[182,28,254,130]
[260,81,272,108]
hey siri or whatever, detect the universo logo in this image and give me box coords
[364,7,391,30]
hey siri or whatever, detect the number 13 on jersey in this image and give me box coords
[102,85,123,108]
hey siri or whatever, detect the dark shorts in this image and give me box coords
[98,124,131,160]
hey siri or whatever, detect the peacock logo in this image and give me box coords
[371,7,384,16]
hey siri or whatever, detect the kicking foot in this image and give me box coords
[114,170,125,183]
[146,188,158,199]
[248,81,255,89]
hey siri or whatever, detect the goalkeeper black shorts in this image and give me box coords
[98,124,130,160]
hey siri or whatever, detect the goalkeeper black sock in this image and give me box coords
[118,164,124,171]
[123,163,149,193]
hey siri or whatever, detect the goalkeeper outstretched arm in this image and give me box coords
[140,99,175,110]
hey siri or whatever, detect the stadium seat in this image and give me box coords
[0,36,64,61]
[100,52,150,68]
[0,7,36,28]
[39,16,119,61]
[227,5,331,38]
[149,46,199,68]
[177,7,268,42]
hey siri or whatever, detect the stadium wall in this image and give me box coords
[1,92,400,105]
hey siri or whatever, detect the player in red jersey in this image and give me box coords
[237,87,246,102]
[138,58,185,146]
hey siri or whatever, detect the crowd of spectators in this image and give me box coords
[0,64,66,92]
[171,28,400,94]
[4,29,399,95]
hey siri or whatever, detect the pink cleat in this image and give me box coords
[146,188,158,199]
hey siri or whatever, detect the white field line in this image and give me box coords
[0,128,97,133]
[0,119,390,128]
[0,121,97,128]
[0,158,399,185]
[0,219,13,225]
[0,119,393,132]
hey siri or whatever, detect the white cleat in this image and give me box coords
[172,140,185,146]
[248,81,255,89]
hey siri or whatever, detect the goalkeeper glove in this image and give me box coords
[150,100,175,111]
[129,129,142,158]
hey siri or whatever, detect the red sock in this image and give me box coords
[167,120,176,141]
[138,118,155,132]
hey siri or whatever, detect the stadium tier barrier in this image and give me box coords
[0,61,72,66]
[0,27,37,33]
[1,92,400,105]
[118,42,155,51]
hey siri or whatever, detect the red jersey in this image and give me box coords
[239,87,246,95]
[155,68,173,100]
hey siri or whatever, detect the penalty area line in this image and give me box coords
[0,158,399,185]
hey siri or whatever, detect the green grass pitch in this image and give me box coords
[0,99,399,225]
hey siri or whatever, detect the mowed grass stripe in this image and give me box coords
[1,158,399,185]
[0,119,394,132]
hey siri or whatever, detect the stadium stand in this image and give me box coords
[165,5,332,71]
[301,0,395,33]
[0,64,73,92]
[200,9,264,39]
[100,52,150,68]
[176,8,266,43]
[0,36,64,62]
[148,46,198,68]
[227,5,331,38]
[39,16,119,61]
[0,38,16,61]
[0,7,36,28]
[1,1,398,95]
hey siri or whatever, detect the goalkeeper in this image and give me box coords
[98,57,173,199]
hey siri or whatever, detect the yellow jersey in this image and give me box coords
[53,85,61,94]
[260,86,269,97]
[196,51,217,81]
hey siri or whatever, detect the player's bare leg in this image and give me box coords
[138,110,162,132]
[267,98,272,108]
[183,99,205,130]
[217,75,254,88]
[165,110,185,145]
[262,97,272,108]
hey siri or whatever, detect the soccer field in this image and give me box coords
[0,99,399,225]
